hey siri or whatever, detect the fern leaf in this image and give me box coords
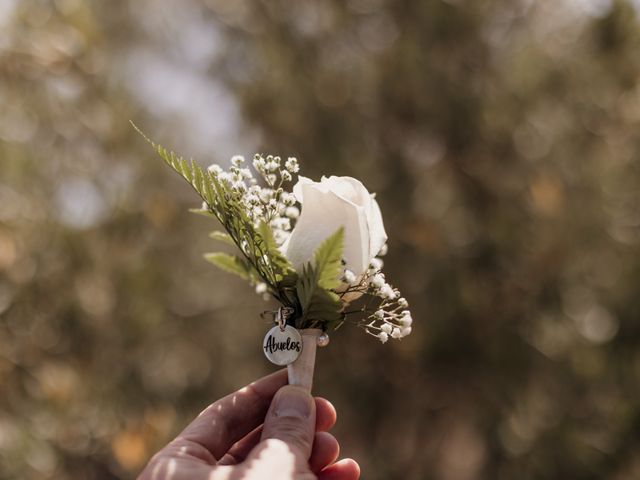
[313,227,344,290]
[204,252,252,280]
[296,263,315,312]
[209,231,235,246]
[295,228,345,323]
[191,160,206,199]
[189,208,215,217]
[132,122,215,203]
[256,221,295,279]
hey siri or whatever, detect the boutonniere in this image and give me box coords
[135,125,412,390]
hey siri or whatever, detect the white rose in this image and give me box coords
[283,175,388,277]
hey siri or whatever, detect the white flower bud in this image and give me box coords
[374,309,384,319]
[253,157,266,171]
[285,157,299,173]
[343,269,357,285]
[208,163,223,174]
[401,326,412,337]
[371,274,385,289]
[370,257,383,271]
[285,175,387,277]
[377,331,389,343]
[285,206,300,219]
[380,284,396,299]
[218,171,232,183]
[281,192,296,206]
[391,327,403,339]
[381,323,392,334]
[231,155,245,166]
[259,189,272,203]
[398,297,409,308]
[400,312,413,327]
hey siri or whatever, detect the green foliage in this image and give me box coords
[313,227,345,291]
[189,208,216,218]
[203,252,254,281]
[138,132,349,326]
[132,122,215,205]
[209,231,235,246]
[133,124,295,294]
[296,228,344,326]
[133,125,320,313]
[256,221,295,282]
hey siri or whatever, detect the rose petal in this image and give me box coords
[285,183,370,275]
[292,176,314,203]
[321,176,371,208]
[367,196,388,257]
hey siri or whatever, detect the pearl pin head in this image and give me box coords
[317,333,330,347]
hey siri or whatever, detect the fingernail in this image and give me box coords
[274,386,313,419]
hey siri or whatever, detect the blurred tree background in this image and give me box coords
[1,0,640,478]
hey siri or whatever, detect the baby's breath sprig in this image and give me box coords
[338,252,413,343]
[214,154,300,247]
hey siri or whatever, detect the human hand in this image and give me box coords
[138,369,360,480]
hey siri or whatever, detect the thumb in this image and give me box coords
[260,385,316,460]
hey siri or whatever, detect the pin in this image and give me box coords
[317,333,330,347]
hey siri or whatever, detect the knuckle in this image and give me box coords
[261,437,292,455]
[264,417,313,453]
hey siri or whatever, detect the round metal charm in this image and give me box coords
[263,325,303,366]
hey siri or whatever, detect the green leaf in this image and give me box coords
[305,289,342,318]
[132,122,215,205]
[313,227,344,290]
[192,159,204,196]
[279,272,298,289]
[133,123,298,298]
[256,221,295,280]
[295,228,345,325]
[296,263,315,314]
[209,231,235,246]
[204,252,252,281]
[189,208,215,217]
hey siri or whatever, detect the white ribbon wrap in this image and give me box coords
[287,328,321,392]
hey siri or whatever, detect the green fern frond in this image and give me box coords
[204,252,255,281]
[295,228,344,325]
[135,123,308,311]
[132,121,212,203]
[256,221,295,280]
[314,227,344,290]
[209,231,235,246]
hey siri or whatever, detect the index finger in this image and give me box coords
[178,369,288,461]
